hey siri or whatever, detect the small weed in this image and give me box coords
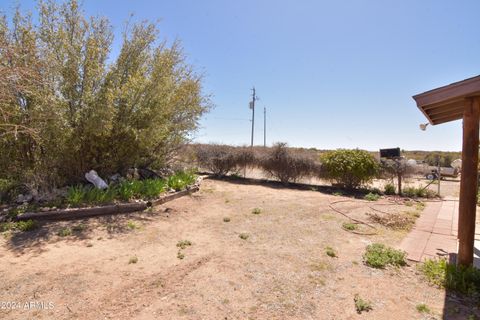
[223,217,231,222]
[310,261,332,272]
[177,251,185,259]
[176,240,192,249]
[342,222,357,231]
[364,192,380,201]
[384,183,396,195]
[239,233,249,240]
[416,303,430,313]
[127,220,139,230]
[403,186,437,199]
[1,220,38,232]
[251,208,262,215]
[332,191,343,196]
[57,227,72,237]
[72,223,87,232]
[420,258,480,296]
[415,201,425,211]
[128,256,138,264]
[363,243,406,268]
[308,275,326,286]
[325,246,337,258]
[0,222,15,232]
[354,294,372,314]
[16,219,38,232]
[404,200,414,207]
[408,210,421,218]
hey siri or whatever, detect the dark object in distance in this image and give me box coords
[379,148,401,159]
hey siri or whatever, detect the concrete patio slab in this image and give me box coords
[399,199,462,263]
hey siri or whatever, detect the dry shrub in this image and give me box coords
[195,144,255,176]
[259,143,318,184]
[367,212,415,230]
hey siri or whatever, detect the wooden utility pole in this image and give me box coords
[457,97,480,266]
[263,106,266,147]
[250,87,256,147]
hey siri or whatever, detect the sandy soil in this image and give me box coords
[0,179,475,319]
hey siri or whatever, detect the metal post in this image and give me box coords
[437,161,441,197]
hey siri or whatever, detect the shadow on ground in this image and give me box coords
[3,207,172,255]
[204,174,375,199]
[441,253,480,319]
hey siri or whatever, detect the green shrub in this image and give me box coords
[320,149,379,189]
[0,1,209,189]
[384,183,396,195]
[364,192,380,201]
[66,185,88,207]
[116,180,143,201]
[0,179,14,203]
[363,243,406,268]
[420,258,480,296]
[0,220,38,232]
[65,174,190,207]
[403,186,436,198]
[0,222,15,232]
[140,179,167,199]
[167,171,197,191]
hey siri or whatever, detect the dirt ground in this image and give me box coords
[0,179,475,319]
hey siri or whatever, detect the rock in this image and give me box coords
[16,193,33,204]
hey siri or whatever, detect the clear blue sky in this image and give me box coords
[6,0,480,151]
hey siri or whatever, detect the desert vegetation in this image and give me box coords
[0,2,473,320]
[0,0,209,199]
[193,143,435,197]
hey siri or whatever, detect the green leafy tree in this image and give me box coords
[0,0,210,188]
[320,149,379,189]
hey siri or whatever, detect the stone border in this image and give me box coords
[15,185,200,222]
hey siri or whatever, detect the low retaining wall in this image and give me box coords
[15,185,200,222]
